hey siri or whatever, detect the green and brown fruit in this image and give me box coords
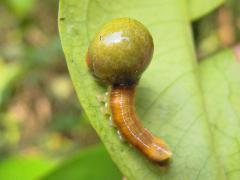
[86,18,154,85]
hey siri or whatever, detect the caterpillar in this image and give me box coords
[86,17,172,163]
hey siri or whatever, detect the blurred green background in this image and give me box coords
[0,0,239,179]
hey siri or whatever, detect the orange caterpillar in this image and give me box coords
[86,18,172,163]
[110,85,171,162]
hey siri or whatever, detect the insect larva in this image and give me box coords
[110,85,171,162]
[86,17,172,163]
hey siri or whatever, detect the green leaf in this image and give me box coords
[0,155,55,180]
[58,0,239,179]
[188,0,225,20]
[200,49,240,179]
[5,0,36,17]
[43,145,122,180]
[0,59,22,106]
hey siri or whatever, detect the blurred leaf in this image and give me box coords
[24,37,62,68]
[0,37,62,107]
[48,75,73,100]
[59,0,240,179]
[0,155,55,180]
[226,0,240,39]
[51,113,80,132]
[43,145,122,180]
[6,0,36,17]
[0,113,20,149]
[194,13,221,57]
[0,59,22,106]
[188,0,225,20]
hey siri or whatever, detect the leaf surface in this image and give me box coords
[58,0,240,179]
[43,145,122,180]
[200,49,240,180]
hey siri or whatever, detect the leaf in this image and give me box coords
[188,0,225,20]
[200,49,240,179]
[43,145,122,180]
[58,0,240,179]
[0,155,55,180]
[0,59,22,106]
[5,0,36,17]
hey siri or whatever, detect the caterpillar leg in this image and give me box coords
[97,92,111,115]
[96,92,109,102]
[117,130,126,142]
[100,102,111,115]
[109,116,116,127]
